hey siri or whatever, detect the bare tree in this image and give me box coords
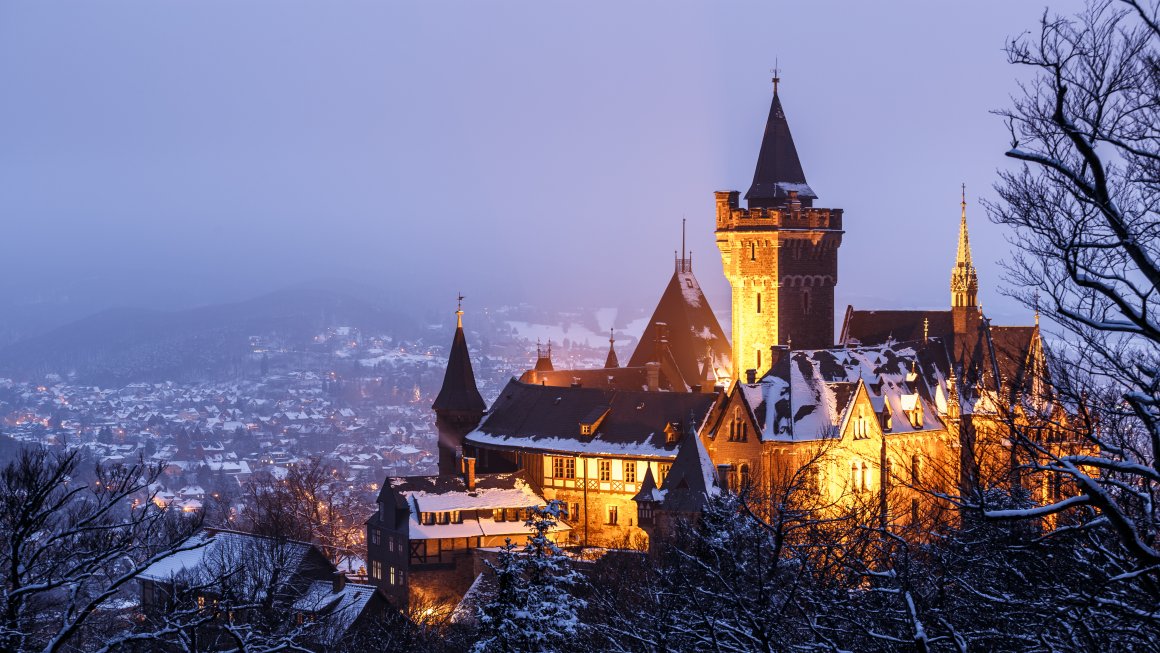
[984,0,1160,637]
[0,446,204,653]
[237,459,373,569]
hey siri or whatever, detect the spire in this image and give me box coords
[956,183,972,266]
[432,299,486,414]
[534,339,554,372]
[951,184,980,309]
[604,329,619,369]
[745,73,816,208]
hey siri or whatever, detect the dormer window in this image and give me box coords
[664,422,681,445]
[579,406,610,437]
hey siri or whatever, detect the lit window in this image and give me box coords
[372,560,382,580]
[552,457,576,479]
[389,566,396,585]
[658,464,671,486]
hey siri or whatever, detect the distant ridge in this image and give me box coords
[0,285,418,384]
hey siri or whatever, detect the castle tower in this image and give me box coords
[716,76,844,380]
[951,185,981,336]
[432,297,486,475]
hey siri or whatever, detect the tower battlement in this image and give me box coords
[714,190,843,232]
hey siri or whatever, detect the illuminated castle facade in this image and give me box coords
[368,76,1065,609]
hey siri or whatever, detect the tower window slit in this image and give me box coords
[757,293,762,314]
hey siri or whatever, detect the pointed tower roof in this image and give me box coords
[604,330,619,369]
[627,263,732,389]
[659,417,719,513]
[956,184,973,266]
[745,75,816,206]
[432,298,486,414]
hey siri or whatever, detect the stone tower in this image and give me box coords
[716,77,844,380]
[432,299,486,475]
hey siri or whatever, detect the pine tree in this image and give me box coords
[473,500,586,653]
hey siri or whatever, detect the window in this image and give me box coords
[372,560,382,580]
[371,527,380,546]
[756,293,762,314]
[421,512,434,525]
[437,512,449,525]
[739,464,750,490]
[493,508,505,522]
[757,348,762,369]
[569,502,580,522]
[624,461,636,483]
[506,508,520,522]
[552,457,576,479]
[664,422,680,445]
[854,406,869,439]
[599,460,611,482]
[607,505,618,525]
[450,510,461,524]
[802,289,811,315]
[389,566,397,586]
[197,595,206,610]
[388,536,395,553]
[911,454,923,485]
[658,463,671,486]
[750,242,756,260]
[911,499,920,525]
[885,458,894,490]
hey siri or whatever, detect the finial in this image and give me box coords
[923,316,929,343]
[609,328,615,346]
[961,182,966,211]
[771,59,780,96]
[536,338,542,358]
[1033,291,1041,327]
[682,217,686,268]
[456,293,465,328]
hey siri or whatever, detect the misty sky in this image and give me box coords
[0,1,1082,329]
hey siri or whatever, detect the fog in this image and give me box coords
[0,0,1080,338]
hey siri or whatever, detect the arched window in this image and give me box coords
[851,462,859,492]
[756,293,762,314]
[740,464,750,490]
[911,454,923,485]
[860,463,869,493]
[802,289,811,315]
[884,458,894,490]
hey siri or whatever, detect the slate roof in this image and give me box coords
[519,365,652,391]
[627,267,731,390]
[755,341,951,441]
[745,89,816,205]
[432,321,486,414]
[839,307,953,346]
[466,379,718,458]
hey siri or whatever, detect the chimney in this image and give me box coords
[465,457,477,492]
[332,571,346,594]
[787,190,801,212]
[745,369,757,385]
[646,362,660,392]
[769,345,788,373]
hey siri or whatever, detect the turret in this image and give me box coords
[717,74,844,374]
[432,296,486,475]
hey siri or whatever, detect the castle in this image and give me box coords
[365,76,1062,609]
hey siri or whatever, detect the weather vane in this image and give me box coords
[770,58,780,95]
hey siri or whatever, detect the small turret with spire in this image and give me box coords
[604,329,619,369]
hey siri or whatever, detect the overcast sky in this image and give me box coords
[0,1,1082,328]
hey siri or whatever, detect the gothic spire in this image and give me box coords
[432,298,486,414]
[956,184,972,266]
[951,184,979,309]
[745,75,816,208]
